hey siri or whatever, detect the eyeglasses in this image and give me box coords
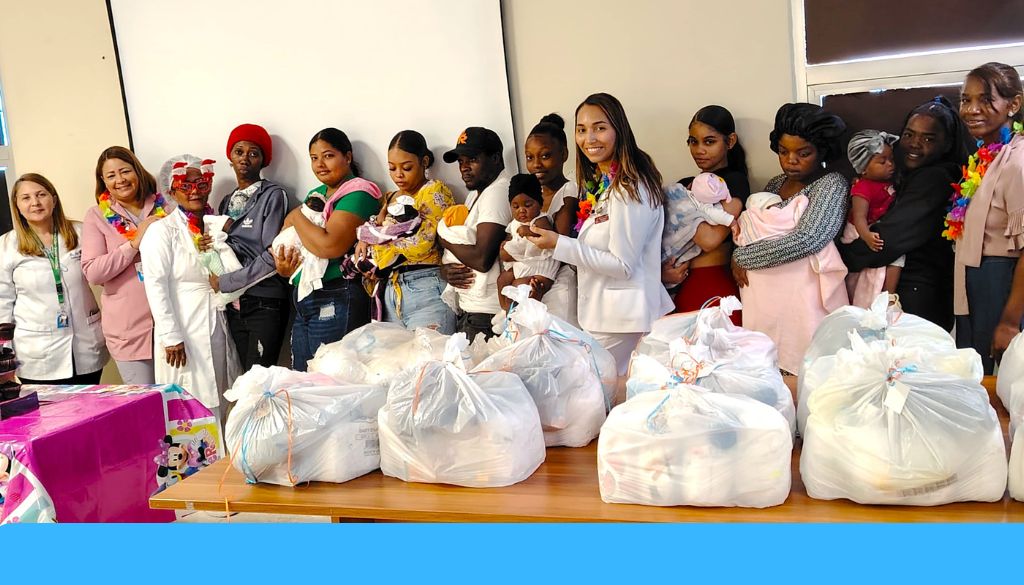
[173,180,212,195]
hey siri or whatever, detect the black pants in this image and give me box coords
[226,295,291,371]
[20,369,103,385]
[457,311,496,342]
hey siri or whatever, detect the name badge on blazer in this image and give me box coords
[593,214,610,225]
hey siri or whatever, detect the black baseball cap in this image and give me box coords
[442,127,503,163]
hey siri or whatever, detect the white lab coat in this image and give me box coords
[0,224,109,380]
[139,209,240,409]
[553,184,673,333]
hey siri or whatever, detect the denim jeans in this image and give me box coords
[291,278,370,371]
[955,256,1022,374]
[381,267,456,334]
[227,295,290,371]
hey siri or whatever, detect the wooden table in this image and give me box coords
[150,376,1024,522]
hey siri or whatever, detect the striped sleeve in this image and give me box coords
[733,172,849,270]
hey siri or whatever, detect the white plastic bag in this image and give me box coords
[797,294,982,434]
[306,322,448,385]
[631,297,794,432]
[223,366,386,486]
[473,287,613,447]
[378,335,545,487]
[799,292,972,395]
[800,337,1006,505]
[1010,426,1024,502]
[996,331,1024,430]
[598,385,792,508]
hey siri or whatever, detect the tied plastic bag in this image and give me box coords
[306,322,448,386]
[798,292,974,396]
[472,286,614,447]
[996,331,1024,431]
[800,336,1006,505]
[797,294,982,433]
[598,385,792,508]
[223,366,386,486]
[378,334,546,487]
[1011,426,1024,502]
[630,297,794,432]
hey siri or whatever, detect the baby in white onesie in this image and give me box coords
[498,173,559,311]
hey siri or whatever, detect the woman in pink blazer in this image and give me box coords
[81,146,169,384]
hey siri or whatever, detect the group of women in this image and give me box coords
[2,61,1022,423]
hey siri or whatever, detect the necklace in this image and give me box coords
[575,162,618,234]
[98,191,168,240]
[943,121,1023,241]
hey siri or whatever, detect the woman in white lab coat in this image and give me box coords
[528,93,673,377]
[140,155,240,422]
[0,173,108,383]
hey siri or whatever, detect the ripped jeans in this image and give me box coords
[291,277,370,371]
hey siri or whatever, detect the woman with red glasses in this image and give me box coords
[140,154,241,430]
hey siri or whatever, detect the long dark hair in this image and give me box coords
[309,127,361,177]
[690,105,748,178]
[575,93,664,207]
[902,96,970,167]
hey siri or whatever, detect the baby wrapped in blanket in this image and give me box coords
[662,172,738,263]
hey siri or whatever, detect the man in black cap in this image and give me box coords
[438,126,512,341]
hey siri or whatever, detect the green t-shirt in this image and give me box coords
[296,182,380,284]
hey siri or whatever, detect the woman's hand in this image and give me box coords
[992,321,1019,362]
[197,234,213,252]
[354,241,370,262]
[731,256,749,288]
[209,273,220,292]
[524,226,559,250]
[273,245,302,278]
[661,258,690,286]
[440,263,475,290]
[130,215,162,250]
[165,343,187,368]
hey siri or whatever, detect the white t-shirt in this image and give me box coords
[545,180,579,219]
[455,170,512,314]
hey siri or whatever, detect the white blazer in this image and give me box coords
[0,224,109,380]
[140,210,240,408]
[553,184,673,333]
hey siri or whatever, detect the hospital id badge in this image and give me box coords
[135,261,145,282]
[57,312,69,329]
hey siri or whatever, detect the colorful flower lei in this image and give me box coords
[943,121,1024,241]
[170,159,216,250]
[98,191,168,240]
[575,162,618,234]
[182,206,214,251]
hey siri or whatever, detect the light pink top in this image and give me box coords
[81,196,159,361]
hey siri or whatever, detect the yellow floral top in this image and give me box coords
[371,179,454,268]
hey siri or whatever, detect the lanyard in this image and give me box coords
[35,232,65,306]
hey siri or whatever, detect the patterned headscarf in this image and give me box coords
[847,130,898,175]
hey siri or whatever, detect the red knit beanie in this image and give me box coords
[226,123,273,168]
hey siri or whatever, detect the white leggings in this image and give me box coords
[589,331,644,377]
[114,359,155,385]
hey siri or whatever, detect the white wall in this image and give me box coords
[0,0,130,220]
[503,0,797,190]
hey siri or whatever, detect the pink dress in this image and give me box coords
[81,197,160,361]
[737,195,848,373]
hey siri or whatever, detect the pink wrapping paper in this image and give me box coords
[0,384,219,523]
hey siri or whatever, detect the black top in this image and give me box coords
[679,167,752,205]
[839,162,959,328]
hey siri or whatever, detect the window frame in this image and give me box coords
[790,0,1024,105]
